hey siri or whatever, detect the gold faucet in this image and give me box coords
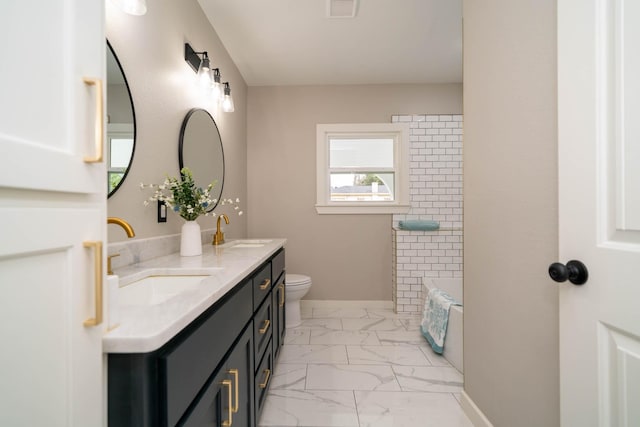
[107,217,135,238]
[212,214,229,245]
[107,217,135,274]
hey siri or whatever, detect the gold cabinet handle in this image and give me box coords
[83,77,104,163]
[221,379,233,426]
[83,241,103,327]
[259,368,271,389]
[228,369,239,413]
[279,283,285,307]
[259,278,271,290]
[259,319,271,334]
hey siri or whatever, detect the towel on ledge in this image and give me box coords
[398,220,440,231]
[421,288,462,354]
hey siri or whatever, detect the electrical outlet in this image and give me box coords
[158,200,167,223]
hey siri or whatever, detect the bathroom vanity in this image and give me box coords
[105,240,286,427]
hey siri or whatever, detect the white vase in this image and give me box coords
[180,220,202,256]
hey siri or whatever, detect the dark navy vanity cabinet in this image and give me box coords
[108,248,285,427]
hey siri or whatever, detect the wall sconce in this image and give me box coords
[110,0,147,15]
[221,82,235,113]
[185,43,234,112]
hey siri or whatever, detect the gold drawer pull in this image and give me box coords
[228,369,239,413]
[259,319,271,334]
[83,241,103,327]
[82,77,104,163]
[259,368,271,389]
[279,283,285,307]
[259,278,271,290]
[221,379,233,426]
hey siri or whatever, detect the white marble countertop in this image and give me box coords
[102,238,286,354]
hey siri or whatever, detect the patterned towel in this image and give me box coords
[420,288,462,354]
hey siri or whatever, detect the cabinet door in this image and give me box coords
[224,325,255,427]
[272,275,286,360]
[182,325,254,427]
[0,1,105,427]
[181,364,228,427]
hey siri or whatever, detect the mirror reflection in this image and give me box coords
[179,108,225,211]
[107,40,136,197]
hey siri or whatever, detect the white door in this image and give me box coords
[0,1,105,426]
[558,0,640,425]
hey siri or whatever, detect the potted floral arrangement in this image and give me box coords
[141,167,242,256]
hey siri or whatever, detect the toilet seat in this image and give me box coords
[286,274,311,287]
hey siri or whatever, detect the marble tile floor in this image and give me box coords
[258,306,472,427]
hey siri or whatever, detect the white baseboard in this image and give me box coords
[461,391,494,427]
[300,300,393,309]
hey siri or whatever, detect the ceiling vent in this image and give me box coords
[327,0,359,18]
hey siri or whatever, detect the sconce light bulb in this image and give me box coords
[222,94,235,112]
[211,69,223,102]
[222,82,234,112]
[197,56,212,88]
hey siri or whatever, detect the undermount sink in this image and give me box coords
[119,275,210,306]
[229,239,272,248]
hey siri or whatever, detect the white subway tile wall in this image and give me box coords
[391,114,463,313]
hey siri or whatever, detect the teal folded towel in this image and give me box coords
[398,220,440,231]
[421,288,462,353]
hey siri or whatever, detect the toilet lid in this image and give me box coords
[286,274,311,286]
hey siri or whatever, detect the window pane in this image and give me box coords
[110,138,134,168]
[329,138,393,168]
[330,173,394,201]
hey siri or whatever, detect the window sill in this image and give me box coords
[315,204,411,215]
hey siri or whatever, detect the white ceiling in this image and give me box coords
[197,0,462,86]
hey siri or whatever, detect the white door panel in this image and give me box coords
[558,0,640,425]
[0,0,105,425]
[0,0,105,195]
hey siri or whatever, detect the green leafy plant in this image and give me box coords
[141,167,242,221]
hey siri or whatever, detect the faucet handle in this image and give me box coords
[107,253,120,275]
[213,230,225,245]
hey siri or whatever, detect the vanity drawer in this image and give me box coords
[272,248,285,283]
[254,339,273,420]
[253,296,273,370]
[252,262,272,309]
[160,279,252,427]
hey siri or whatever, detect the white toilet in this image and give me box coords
[285,274,312,328]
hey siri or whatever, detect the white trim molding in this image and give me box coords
[461,391,495,427]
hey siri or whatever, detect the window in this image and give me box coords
[316,123,410,214]
[107,124,134,193]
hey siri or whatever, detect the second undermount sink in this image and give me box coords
[120,275,210,306]
[229,239,273,248]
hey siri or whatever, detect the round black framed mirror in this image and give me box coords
[106,39,136,198]
[178,108,225,211]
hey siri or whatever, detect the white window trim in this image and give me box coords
[316,123,411,214]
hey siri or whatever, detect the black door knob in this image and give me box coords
[548,260,588,285]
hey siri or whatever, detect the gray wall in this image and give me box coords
[106,0,247,242]
[247,84,462,300]
[463,1,559,425]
